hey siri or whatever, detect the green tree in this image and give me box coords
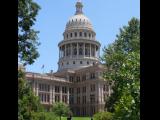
[18,0,43,119]
[102,18,140,120]
[18,70,43,120]
[18,0,41,65]
[52,102,71,120]
[94,112,113,120]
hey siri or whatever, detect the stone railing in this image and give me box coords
[26,72,67,82]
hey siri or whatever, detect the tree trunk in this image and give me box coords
[60,115,61,120]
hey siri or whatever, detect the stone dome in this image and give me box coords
[65,14,94,31]
[65,1,94,31]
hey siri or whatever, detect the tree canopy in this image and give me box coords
[18,70,43,120]
[52,102,71,120]
[102,18,140,120]
[18,0,41,65]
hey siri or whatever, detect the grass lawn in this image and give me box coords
[61,117,91,120]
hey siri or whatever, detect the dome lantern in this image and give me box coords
[75,1,83,15]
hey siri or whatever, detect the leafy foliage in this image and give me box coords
[31,112,58,120]
[18,0,41,65]
[93,112,113,120]
[52,102,71,120]
[18,70,43,120]
[102,18,140,119]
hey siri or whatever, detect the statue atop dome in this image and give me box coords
[75,0,83,15]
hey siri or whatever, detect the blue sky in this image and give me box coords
[26,0,140,73]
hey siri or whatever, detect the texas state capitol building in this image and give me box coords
[25,1,111,116]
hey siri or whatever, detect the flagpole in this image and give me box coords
[41,64,45,74]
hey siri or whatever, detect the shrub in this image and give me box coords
[31,112,58,120]
[94,112,113,120]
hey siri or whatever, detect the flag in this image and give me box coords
[41,64,44,69]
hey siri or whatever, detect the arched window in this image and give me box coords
[85,49,88,55]
[74,48,77,55]
[79,48,83,55]
[79,32,82,37]
[84,32,87,37]
[89,33,91,38]
[67,34,68,38]
[92,34,94,38]
[75,32,77,37]
[70,33,72,37]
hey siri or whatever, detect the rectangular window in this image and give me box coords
[90,84,95,92]
[44,94,46,102]
[75,32,77,37]
[62,86,67,93]
[76,76,80,82]
[77,96,80,104]
[82,75,86,81]
[77,88,80,94]
[90,94,95,103]
[69,95,74,104]
[48,85,50,92]
[82,86,86,93]
[47,94,50,102]
[82,96,86,104]
[55,86,60,93]
[69,88,74,94]
[80,32,82,37]
[55,95,60,102]
[69,76,74,82]
[90,73,95,79]
[41,94,43,102]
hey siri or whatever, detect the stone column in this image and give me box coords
[98,47,100,58]
[59,47,60,58]
[43,93,45,103]
[60,47,62,58]
[101,84,104,104]
[60,86,62,102]
[36,82,39,96]
[32,79,36,95]
[83,43,85,57]
[50,85,52,104]
[95,45,96,57]
[70,43,73,58]
[98,83,101,111]
[65,44,66,57]
[52,85,55,104]
[67,87,69,104]
[77,42,78,58]
[90,44,91,57]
